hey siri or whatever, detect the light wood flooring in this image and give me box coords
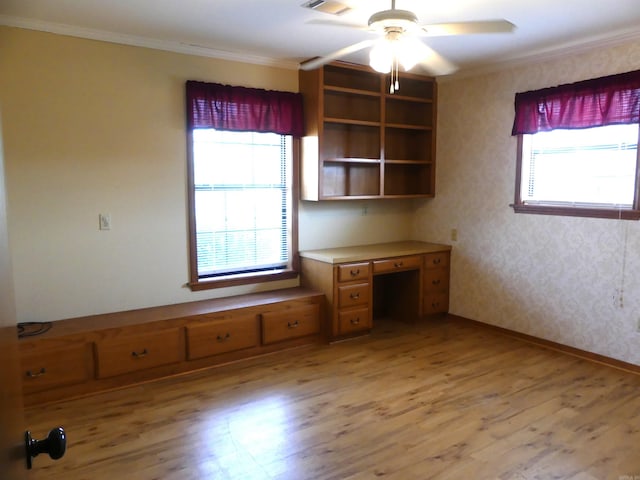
[25,316,640,480]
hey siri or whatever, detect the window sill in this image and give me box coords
[511,203,640,220]
[188,269,299,291]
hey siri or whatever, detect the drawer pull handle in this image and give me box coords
[350,317,360,325]
[26,368,46,378]
[350,269,360,276]
[131,348,149,358]
[393,261,404,268]
[432,302,440,308]
[216,333,231,342]
[350,293,360,300]
[433,258,441,265]
[432,279,441,285]
[287,321,299,329]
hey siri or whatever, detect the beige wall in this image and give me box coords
[0,26,414,322]
[416,40,640,365]
[7,26,637,366]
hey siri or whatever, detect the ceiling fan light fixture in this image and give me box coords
[369,32,424,74]
[369,38,393,73]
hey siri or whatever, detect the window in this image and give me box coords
[512,70,640,219]
[186,81,304,290]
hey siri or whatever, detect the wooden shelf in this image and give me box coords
[299,61,437,201]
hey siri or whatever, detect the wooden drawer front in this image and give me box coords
[424,268,450,293]
[337,262,370,283]
[338,307,371,335]
[21,344,90,394]
[261,304,320,345]
[186,315,258,360]
[425,252,450,269]
[373,255,422,274]
[338,283,370,308]
[96,328,183,379]
[423,293,449,315]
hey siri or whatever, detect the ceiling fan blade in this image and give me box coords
[421,20,515,36]
[300,39,376,71]
[416,45,458,76]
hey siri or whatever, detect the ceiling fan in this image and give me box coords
[300,0,515,86]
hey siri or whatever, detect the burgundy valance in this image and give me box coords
[511,70,640,135]
[186,80,304,137]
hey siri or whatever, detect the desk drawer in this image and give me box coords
[96,328,183,379]
[186,314,259,360]
[373,255,422,274]
[424,268,449,293]
[337,262,370,283]
[261,304,320,344]
[423,293,449,315]
[425,252,450,269]
[338,283,370,308]
[338,307,371,335]
[21,343,91,394]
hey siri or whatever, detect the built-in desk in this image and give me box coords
[300,241,451,340]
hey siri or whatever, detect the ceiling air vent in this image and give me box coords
[301,0,352,15]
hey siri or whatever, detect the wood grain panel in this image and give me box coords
[337,283,370,308]
[372,255,422,274]
[185,314,258,360]
[23,316,640,480]
[20,343,91,394]
[95,328,183,379]
[337,262,370,282]
[261,304,320,344]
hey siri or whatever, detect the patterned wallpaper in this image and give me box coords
[415,40,640,365]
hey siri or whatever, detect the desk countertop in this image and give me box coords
[299,240,451,265]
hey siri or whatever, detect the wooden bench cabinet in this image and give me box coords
[18,287,323,406]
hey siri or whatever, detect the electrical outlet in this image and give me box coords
[99,213,111,231]
[451,228,458,242]
[361,204,368,216]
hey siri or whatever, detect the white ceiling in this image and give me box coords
[2,0,640,77]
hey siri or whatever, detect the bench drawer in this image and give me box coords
[96,328,183,379]
[21,343,91,394]
[261,304,320,344]
[186,315,259,360]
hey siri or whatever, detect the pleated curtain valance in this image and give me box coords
[511,69,640,135]
[186,80,304,137]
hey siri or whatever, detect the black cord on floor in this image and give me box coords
[17,322,52,338]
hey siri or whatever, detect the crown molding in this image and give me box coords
[4,14,640,79]
[439,26,640,82]
[0,15,300,70]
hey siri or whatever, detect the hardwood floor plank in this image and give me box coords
[25,317,640,479]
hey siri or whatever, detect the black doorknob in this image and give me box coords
[25,426,67,469]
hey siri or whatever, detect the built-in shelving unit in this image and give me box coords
[299,61,437,201]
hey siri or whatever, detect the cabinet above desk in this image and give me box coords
[300,241,451,340]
